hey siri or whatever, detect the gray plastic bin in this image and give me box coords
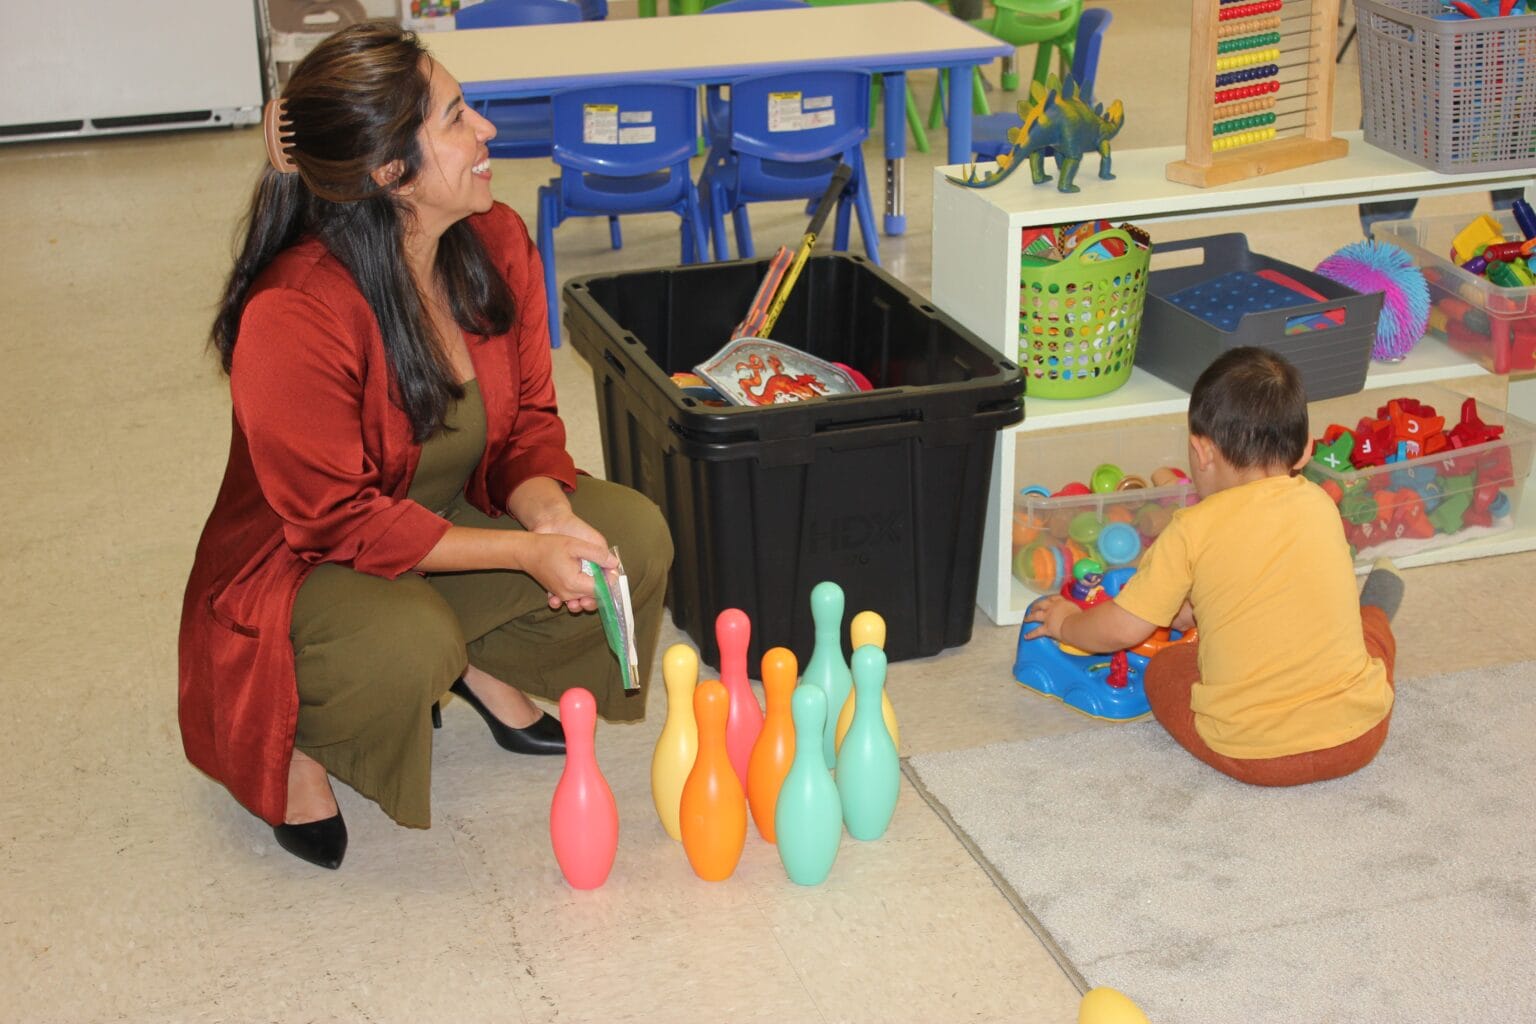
[1134,234,1382,402]
[1355,0,1536,173]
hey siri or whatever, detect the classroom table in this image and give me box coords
[423,3,1010,235]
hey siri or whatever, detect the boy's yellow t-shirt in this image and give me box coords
[1114,474,1392,760]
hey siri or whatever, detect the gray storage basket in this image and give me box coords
[1354,0,1536,173]
[1134,234,1383,402]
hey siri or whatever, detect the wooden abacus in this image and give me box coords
[1165,0,1349,187]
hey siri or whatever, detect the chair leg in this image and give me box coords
[853,183,880,266]
[690,192,709,264]
[706,181,729,262]
[927,71,947,129]
[1002,50,1020,93]
[832,196,853,253]
[535,187,561,348]
[972,67,990,116]
[732,204,754,260]
[903,84,930,155]
[609,215,622,251]
[1032,42,1054,92]
[680,188,708,265]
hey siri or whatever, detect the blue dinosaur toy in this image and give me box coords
[948,74,1125,194]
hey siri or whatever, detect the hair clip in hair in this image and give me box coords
[262,98,298,174]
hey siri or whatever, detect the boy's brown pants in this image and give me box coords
[1143,607,1397,787]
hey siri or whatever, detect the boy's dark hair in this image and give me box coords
[1188,347,1310,469]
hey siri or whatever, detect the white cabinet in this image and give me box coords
[930,131,1536,626]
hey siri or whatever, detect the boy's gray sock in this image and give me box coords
[1359,557,1405,622]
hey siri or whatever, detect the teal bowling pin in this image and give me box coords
[774,685,843,886]
[803,581,852,765]
[835,645,899,841]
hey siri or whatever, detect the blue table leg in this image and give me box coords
[882,70,906,237]
[946,64,974,166]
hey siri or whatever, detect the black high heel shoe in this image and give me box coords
[438,677,566,756]
[273,810,347,870]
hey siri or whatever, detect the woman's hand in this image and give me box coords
[530,512,615,613]
[520,531,615,613]
[507,478,616,612]
[529,505,608,550]
[1171,599,1197,633]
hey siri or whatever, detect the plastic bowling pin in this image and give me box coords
[549,688,618,889]
[774,685,843,886]
[746,647,798,843]
[834,610,901,753]
[716,608,762,787]
[650,644,699,841]
[803,581,852,765]
[835,645,900,841]
[679,679,748,882]
[1077,987,1152,1024]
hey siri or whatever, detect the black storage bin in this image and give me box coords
[1135,234,1384,401]
[563,254,1023,672]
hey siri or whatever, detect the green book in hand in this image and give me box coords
[584,548,640,692]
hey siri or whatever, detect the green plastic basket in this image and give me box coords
[1018,228,1151,400]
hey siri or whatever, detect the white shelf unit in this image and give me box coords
[930,132,1536,626]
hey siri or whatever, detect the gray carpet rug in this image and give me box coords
[906,661,1536,1024]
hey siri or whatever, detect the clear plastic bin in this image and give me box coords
[1012,421,1196,595]
[1375,211,1536,375]
[1305,384,1536,562]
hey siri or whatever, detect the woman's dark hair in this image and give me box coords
[1187,346,1310,470]
[211,22,513,442]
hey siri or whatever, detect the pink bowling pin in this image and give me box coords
[549,687,618,890]
[717,608,762,786]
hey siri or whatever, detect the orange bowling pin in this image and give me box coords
[834,610,901,752]
[746,647,798,843]
[679,680,748,881]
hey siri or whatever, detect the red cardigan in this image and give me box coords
[179,204,577,825]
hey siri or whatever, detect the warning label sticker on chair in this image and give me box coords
[768,92,836,132]
[619,109,654,143]
[583,104,619,144]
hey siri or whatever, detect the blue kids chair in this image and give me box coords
[697,69,880,264]
[700,0,812,157]
[455,0,580,162]
[537,82,710,345]
[970,5,1110,162]
[455,0,605,24]
[458,0,623,252]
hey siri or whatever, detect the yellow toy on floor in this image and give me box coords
[1079,986,1152,1024]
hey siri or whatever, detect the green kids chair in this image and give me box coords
[928,0,1082,128]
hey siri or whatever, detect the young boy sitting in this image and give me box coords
[1024,346,1401,786]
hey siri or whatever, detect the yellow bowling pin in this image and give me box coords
[834,610,900,752]
[1078,987,1151,1024]
[650,644,699,841]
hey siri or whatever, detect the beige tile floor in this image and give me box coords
[5,3,1536,1021]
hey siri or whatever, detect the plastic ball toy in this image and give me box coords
[1090,463,1125,493]
[1078,987,1152,1024]
[1068,512,1104,545]
[1097,521,1143,566]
